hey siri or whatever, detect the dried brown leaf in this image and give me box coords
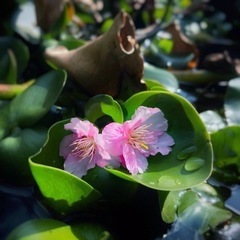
[45,10,146,97]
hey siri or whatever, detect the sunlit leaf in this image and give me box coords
[6,219,114,240]
[6,219,83,240]
[29,120,101,216]
[106,90,213,191]
[85,94,124,124]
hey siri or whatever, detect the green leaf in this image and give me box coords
[106,90,213,191]
[161,184,232,238]
[211,126,240,172]
[224,77,240,125]
[177,186,232,233]
[144,62,179,92]
[6,219,114,240]
[0,36,29,80]
[0,127,48,184]
[0,70,66,140]
[11,70,66,127]
[3,49,17,84]
[85,94,124,124]
[161,190,185,223]
[29,120,101,216]
[5,219,83,240]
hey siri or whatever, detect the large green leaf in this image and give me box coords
[6,219,80,240]
[0,70,66,140]
[10,70,67,127]
[224,78,240,125]
[106,91,213,190]
[29,120,101,216]
[6,219,113,240]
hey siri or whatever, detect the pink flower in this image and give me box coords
[59,118,119,178]
[102,106,174,175]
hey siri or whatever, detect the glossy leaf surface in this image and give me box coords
[106,91,213,190]
[29,120,101,216]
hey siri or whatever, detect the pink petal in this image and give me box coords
[123,143,148,175]
[102,122,125,156]
[59,134,76,159]
[135,106,168,132]
[94,134,121,168]
[64,154,95,178]
[64,118,98,137]
[149,132,175,155]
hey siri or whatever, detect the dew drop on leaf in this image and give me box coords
[184,157,205,172]
[177,146,197,160]
[158,176,181,188]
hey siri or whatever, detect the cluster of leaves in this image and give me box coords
[1,0,240,240]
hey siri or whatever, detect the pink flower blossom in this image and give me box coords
[59,118,119,178]
[102,106,174,175]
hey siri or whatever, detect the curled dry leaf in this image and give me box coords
[45,10,146,97]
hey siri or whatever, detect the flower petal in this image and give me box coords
[64,118,98,137]
[64,154,95,178]
[59,134,77,159]
[149,132,175,155]
[94,134,121,168]
[102,122,125,156]
[123,143,148,175]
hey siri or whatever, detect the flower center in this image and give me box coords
[129,124,154,151]
[70,136,95,160]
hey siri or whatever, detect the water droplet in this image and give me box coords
[184,157,205,171]
[177,146,197,160]
[149,181,155,185]
[158,176,181,188]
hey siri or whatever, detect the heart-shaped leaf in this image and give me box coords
[106,90,213,190]
[84,94,123,124]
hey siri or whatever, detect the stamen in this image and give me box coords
[129,124,154,151]
[70,136,95,160]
